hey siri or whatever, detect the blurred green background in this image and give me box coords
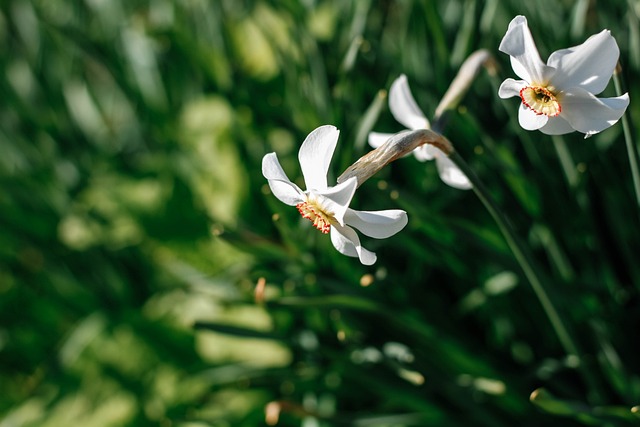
[1,0,640,426]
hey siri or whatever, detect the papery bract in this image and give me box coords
[369,75,472,189]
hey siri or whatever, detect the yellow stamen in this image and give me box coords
[520,86,561,117]
[296,198,334,233]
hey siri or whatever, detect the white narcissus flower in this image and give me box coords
[368,75,472,190]
[262,125,408,265]
[498,15,629,137]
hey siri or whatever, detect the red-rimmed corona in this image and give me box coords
[296,197,333,234]
[519,86,561,117]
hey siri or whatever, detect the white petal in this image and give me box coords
[559,88,629,136]
[262,152,290,181]
[368,132,395,148]
[499,15,554,84]
[330,224,377,265]
[330,225,358,258]
[518,103,549,130]
[316,177,357,226]
[389,75,430,130]
[298,125,339,191]
[435,154,472,190]
[267,180,305,206]
[498,78,527,99]
[547,30,619,94]
[344,208,408,239]
[413,145,436,161]
[538,116,575,135]
[262,153,304,205]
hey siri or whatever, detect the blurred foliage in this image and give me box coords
[1,0,640,426]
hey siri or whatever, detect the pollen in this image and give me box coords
[296,198,334,234]
[520,86,561,117]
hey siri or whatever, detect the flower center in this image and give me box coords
[296,197,334,234]
[519,86,561,117]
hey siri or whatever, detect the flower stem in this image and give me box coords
[551,136,579,189]
[551,135,590,211]
[448,151,579,358]
[451,150,606,401]
[612,66,640,212]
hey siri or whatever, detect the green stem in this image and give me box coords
[449,151,579,358]
[551,136,579,189]
[552,135,589,211]
[450,150,606,402]
[612,70,640,211]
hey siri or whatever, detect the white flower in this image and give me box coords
[368,75,472,190]
[262,125,408,265]
[498,15,629,137]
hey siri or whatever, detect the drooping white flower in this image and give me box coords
[368,75,472,190]
[498,15,629,137]
[262,125,408,265]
